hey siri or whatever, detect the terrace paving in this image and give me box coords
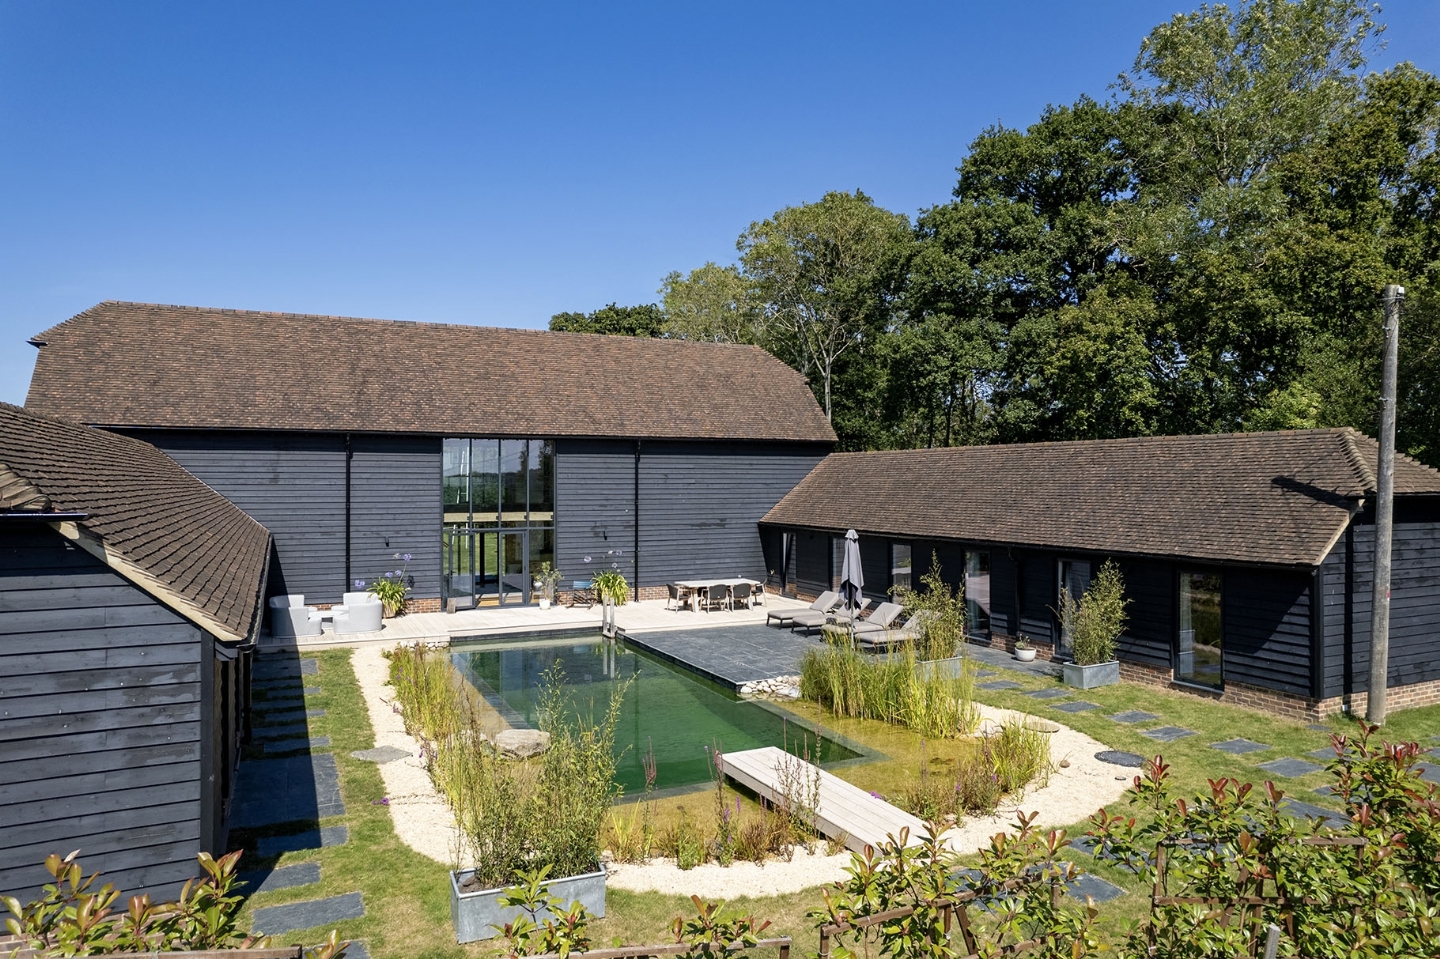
[620,623,825,688]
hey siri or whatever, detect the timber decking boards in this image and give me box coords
[720,746,924,854]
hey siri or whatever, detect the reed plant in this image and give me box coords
[386,645,630,889]
[897,552,967,661]
[900,718,1053,819]
[798,642,978,738]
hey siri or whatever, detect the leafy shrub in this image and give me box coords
[1058,559,1128,666]
[389,646,629,889]
[1089,725,1440,958]
[897,553,966,661]
[2,850,348,959]
[799,642,977,738]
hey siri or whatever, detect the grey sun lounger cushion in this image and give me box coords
[830,598,872,625]
[766,590,838,627]
[853,602,904,634]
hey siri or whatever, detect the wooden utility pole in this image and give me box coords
[1366,284,1404,725]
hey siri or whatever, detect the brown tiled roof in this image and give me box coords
[0,403,271,641]
[761,429,1440,567]
[25,301,836,443]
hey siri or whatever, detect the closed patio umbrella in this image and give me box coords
[840,529,864,645]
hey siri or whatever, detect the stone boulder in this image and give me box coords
[494,728,551,759]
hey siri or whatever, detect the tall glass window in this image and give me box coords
[443,438,555,608]
[965,551,991,637]
[1057,559,1091,657]
[1178,571,1223,687]
[891,542,913,595]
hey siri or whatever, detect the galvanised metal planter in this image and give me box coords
[450,865,607,943]
[1062,660,1120,689]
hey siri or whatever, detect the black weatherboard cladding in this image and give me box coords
[126,430,441,605]
[554,440,637,587]
[133,430,347,603]
[1321,501,1440,697]
[0,526,205,900]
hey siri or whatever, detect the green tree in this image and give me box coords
[658,262,760,343]
[737,190,913,425]
[549,302,666,337]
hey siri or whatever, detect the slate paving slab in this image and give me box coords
[616,625,824,686]
[1108,711,1159,724]
[1095,750,1146,767]
[264,736,331,755]
[1257,758,1324,779]
[1308,724,1332,732]
[976,669,997,678]
[978,680,1023,691]
[1141,726,1197,742]
[257,826,349,857]
[239,862,321,895]
[255,696,305,708]
[304,686,321,695]
[255,723,311,741]
[1313,785,1334,796]
[1210,738,1271,754]
[351,745,410,764]
[1064,873,1126,903]
[232,753,345,827]
[1309,747,1338,759]
[1053,700,1100,713]
[1413,761,1440,784]
[1025,687,1071,700]
[253,658,319,681]
[1280,799,1345,828]
[252,892,364,937]
[256,708,327,725]
[343,942,369,959]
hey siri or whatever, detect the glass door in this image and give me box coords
[498,531,528,605]
[443,528,479,610]
[1177,571,1223,687]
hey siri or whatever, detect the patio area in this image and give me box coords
[258,593,813,650]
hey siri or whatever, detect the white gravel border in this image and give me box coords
[352,645,1131,896]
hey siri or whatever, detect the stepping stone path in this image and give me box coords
[257,825,349,857]
[1257,758,1324,779]
[264,736,332,755]
[344,942,370,959]
[1308,747,1338,760]
[351,745,410,764]
[1210,738,1271,754]
[1313,785,1334,796]
[978,680,1022,691]
[304,686,321,695]
[1308,724,1332,732]
[1025,688,1070,700]
[1053,700,1100,713]
[252,657,319,680]
[1095,750,1146,767]
[1064,873,1126,903]
[232,753,345,827]
[1108,710,1158,724]
[1413,761,1440,785]
[252,892,365,937]
[1140,726,1197,743]
[975,669,997,678]
[240,862,321,895]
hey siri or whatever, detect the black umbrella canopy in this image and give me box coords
[839,528,864,609]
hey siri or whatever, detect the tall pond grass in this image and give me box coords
[387,643,629,889]
[798,641,978,739]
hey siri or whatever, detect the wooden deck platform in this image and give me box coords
[720,746,926,854]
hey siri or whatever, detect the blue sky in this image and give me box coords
[2,1,1437,405]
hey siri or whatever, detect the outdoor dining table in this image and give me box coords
[674,578,763,613]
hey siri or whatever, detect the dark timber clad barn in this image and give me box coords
[760,432,1440,719]
[24,302,836,609]
[0,404,270,900]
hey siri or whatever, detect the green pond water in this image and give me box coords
[449,636,860,793]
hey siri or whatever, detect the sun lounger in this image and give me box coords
[851,601,905,638]
[766,590,838,628]
[790,593,848,633]
[855,609,938,650]
[829,598,872,626]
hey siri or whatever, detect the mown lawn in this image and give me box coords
[233,647,1440,957]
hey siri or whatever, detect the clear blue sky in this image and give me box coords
[2,1,1437,405]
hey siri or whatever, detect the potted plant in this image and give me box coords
[533,561,563,610]
[368,552,412,618]
[593,568,628,635]
[1058,560,1128,689]
[1014,636,1037,663]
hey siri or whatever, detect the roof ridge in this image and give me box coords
[822,428,1362,458]
[1337,427,1378,494]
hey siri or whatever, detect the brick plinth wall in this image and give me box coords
[407,596,441,614]
[1110,657,1440,722]
[971,632,1056,662]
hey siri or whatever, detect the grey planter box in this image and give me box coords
[450,865,606,943]
[1062,660,1120,689]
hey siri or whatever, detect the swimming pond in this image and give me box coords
[449,635,862,793]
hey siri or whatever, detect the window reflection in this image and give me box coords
[891,542,912,594]
[965,551,991,636]
[1178,572,1223,687]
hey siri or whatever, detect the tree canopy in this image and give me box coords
[553,0,1440,462]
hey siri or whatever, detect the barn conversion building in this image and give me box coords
[0,403,269,899]
[24,301,837,611]
[760,432,1440,719]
